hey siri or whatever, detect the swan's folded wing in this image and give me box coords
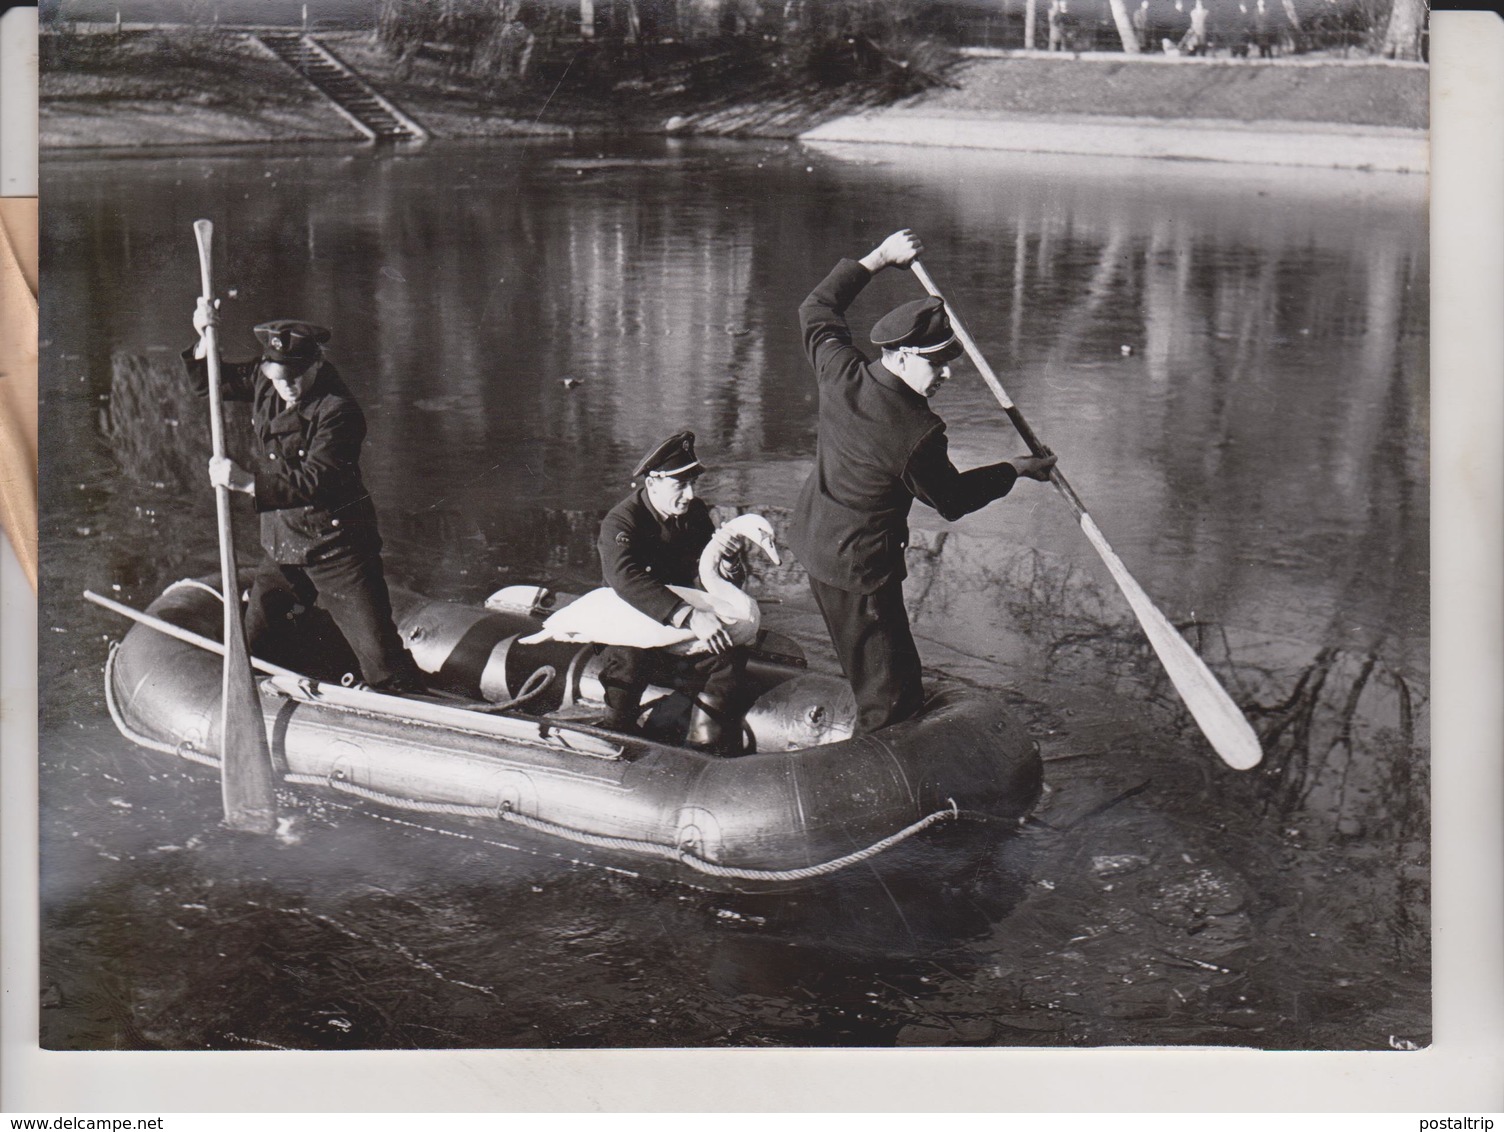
[539,587,698,649]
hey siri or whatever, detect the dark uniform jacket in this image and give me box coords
[789,259,1020,595]
[183,348,382,565]
[600,488,746,626]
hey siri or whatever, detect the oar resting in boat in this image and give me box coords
[520,513,781,655]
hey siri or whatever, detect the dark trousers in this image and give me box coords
[808,575,924,735]
[597,644,746,727]
[244,551,419,688]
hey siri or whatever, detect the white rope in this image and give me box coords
[293,767,963,883]
[670,800,962,882]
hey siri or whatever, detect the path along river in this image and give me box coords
[39,137,1428,1050]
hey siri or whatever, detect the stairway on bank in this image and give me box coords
[256,32,427,142]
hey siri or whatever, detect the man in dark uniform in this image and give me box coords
[1047,0,1066,49]
[1253,0,1275,56]
[184,300,424,694]
[596,431,748,754]
[790,229,1057,735]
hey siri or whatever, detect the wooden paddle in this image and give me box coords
[911,259,1263,771]
[85,588,300,681]
[194,219,278,830]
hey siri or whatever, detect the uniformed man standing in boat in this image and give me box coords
[790,229,1057,735]
[183,303,425,695]
[596,431,749,754]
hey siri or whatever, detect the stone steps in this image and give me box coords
[255,32,426,143]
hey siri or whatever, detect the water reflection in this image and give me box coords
[54,143,1428,655]
[41,138,1428,1050]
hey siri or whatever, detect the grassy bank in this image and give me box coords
[925,54,1427,129]
[42,30,356,147]
[40,26,1427,150]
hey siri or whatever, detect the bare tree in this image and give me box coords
[1380,0,1425,59]
[1105,0,1141,51]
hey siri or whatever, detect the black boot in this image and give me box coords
[368,667,428,696]
[686,692,744,756]
[602,683,644,734]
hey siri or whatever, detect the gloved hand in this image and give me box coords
[209,454,254,495]
[191,297,220,361]
[193,296,219,336]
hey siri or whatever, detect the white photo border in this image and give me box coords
[3,8,1500,1113]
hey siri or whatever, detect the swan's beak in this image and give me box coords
[753,531,782,566]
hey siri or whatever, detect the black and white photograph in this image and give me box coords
[33,0,1436,1061]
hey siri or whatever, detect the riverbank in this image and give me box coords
[801,50,1427,171]
[39,28,883,147]
[41,27,1427,170]
[800,104,1426,172]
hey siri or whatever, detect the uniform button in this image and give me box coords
[331,518,341,527]
[297,449,306,457]
[268,451,277,460]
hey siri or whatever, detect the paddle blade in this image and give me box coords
[220,615,277,833]
[1078,514,1263,770]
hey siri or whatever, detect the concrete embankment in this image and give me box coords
[795,53,1429,173]
[799,106,1427,173]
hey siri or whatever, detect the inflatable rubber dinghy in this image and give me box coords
[99,575,1042,891]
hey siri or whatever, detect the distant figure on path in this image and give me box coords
[1232,3,1252,56]
[183,306,424,694]
[789,230,1057,735]
[1181,0,1209,54]
[1047,0,1066,50]
[1254,0,1276,56]
[1132,0,1151,51]
[1059,0,1079,50]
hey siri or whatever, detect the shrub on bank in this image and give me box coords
[379,0,582,87]
[41,23,235,77]
[780,0,958,92]
[373,0,958,98]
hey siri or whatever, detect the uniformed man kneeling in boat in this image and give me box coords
[183,302,425,695]
[595,432,752,755]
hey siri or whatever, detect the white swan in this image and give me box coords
[519,514,781,655]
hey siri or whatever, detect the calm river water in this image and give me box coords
[39,138,1428,1051]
